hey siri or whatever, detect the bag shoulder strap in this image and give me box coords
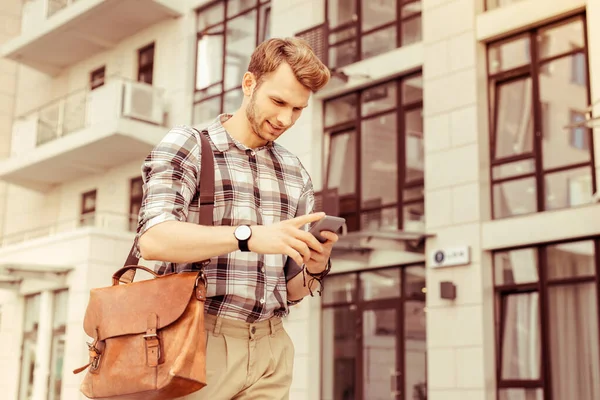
[119,128,216,283]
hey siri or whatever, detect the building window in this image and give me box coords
[129,177,143,232]
[80,190,97,227]
[486,0,526,10]
[323,73,424,233]
[193,0,271,124]
[493,239,600,399]
[18,294,40,400]
[321,266,426,400]
[137,43,155,85]
[487,15,595,219]
[90,66,105,90]
[48,290,67,400]
[326,0,422,69]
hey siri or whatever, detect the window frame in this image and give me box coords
[320,264,427,400]
[487,14,596,219]
[325,0,422,69]
[137,42,155,85]
[90,66,105,90]
[129,177,144,232]
[492,237,600,399]
[192,0,271,124]
[322,70,424,233]
[80,189,97,226]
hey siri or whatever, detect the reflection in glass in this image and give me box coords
[327,131,356,196]
[19,294,40,400]
[330,41,358,69]
[539,55,590,169]
[403,75,423,104]
[405,109,424,182]
[403,202,424,232]
[362,25,397,60]
[224,11,257,90]
[363,309,396,400]
[328,0,357,28]
[537,18,585,60]
[486,0,526,11]
[405,301,427,400]
[197,2,224,32]
[501,293,541,380]
[196,31,224,90]
[403,186,424,202]
[494,248,539,285]
[405,267,426,298]
[360,269,401,301]
[325,94,358,127]
[402,14,422,46]
[193,96,221,124]
[493,177,537,218]
[545,167,593,210]
[492,159,535,180]
[494,78,534,159]
[361,207,398,232]
[224,88,243,113]
[227,0,256,17]
[546,241,595,280]
[548,283,600,400]
[322,307,357,400]
[361,0,396,31]
[322,274,357,305]
[488,36,531,74]
[498,389,544,400]
[361,114,398,207]
[361,82,396,117]
[259,4,271,42]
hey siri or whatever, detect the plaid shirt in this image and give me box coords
[134,114,314,323]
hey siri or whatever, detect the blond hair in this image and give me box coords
[248,37,330,92]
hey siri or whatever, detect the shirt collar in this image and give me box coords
[206,114,274,153]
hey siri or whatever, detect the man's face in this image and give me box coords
[244,63,311,143]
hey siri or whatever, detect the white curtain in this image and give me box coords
[548,283,600,400]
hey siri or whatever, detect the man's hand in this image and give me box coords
[248,212,326,267]
[305,231,338,274]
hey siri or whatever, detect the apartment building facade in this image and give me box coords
[0,0,599,399]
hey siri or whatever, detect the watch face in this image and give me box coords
[235,225,252,241]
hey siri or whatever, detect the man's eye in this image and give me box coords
[273,99,283,105]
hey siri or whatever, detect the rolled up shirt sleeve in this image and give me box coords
[133,126,201,256]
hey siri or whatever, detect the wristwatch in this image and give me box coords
[234,225,252,252]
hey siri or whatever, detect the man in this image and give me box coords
[135,38,337,399]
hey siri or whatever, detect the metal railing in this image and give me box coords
[13,76,165,152]
[0,211,138,247]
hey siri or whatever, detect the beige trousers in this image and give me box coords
[177,313,295,400]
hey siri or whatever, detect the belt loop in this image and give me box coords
[269,319,276,337]
[213,316,222,337]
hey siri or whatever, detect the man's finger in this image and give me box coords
[286,212,325,228]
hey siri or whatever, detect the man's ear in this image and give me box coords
[242,72,257,96]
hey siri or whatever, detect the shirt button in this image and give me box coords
[250,151,256,156]
[260,298,265,304]
[251,326,256,334]
[261,267,266,273]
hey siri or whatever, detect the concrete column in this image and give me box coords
[422,0,494,399]
[31,290,53,400]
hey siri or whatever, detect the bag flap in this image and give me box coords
[84,272,199,340]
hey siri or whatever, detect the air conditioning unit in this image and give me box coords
[122,81,164,125]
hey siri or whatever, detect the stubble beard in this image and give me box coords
[245,95,270,143]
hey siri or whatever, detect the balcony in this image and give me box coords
[0,78,168,190]
[2,0,184,75]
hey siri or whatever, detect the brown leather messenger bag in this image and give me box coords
[73,129,215,400]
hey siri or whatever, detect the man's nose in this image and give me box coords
[276,110,293,127]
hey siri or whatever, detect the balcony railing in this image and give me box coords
[11,77,165,155]
[0,211,138,247]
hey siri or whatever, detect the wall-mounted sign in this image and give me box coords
[430,246,471,268]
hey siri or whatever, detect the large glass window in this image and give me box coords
[48,290,67,400]
[193,0,271,124]
[324,74,424,233]
[493,239,600,399]
[19,294,40,400]
[488,16,595,219]
[326,0,422,69]
[322,266,426,400]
